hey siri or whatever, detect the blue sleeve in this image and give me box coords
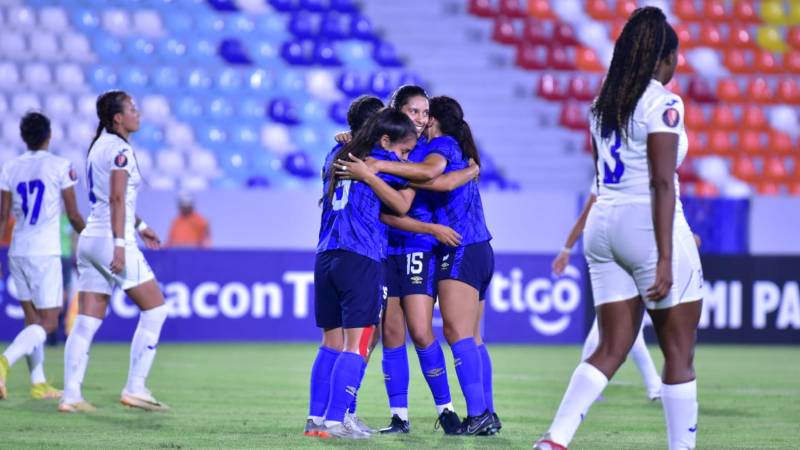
[378,172,409,190]
[426,138,457,163]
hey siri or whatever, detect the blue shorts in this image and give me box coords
[436,241,494,300]
[385,251,437,299]
[314,250,384,329]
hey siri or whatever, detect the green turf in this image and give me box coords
[0,343,797,449]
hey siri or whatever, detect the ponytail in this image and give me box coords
[429,96,480,166]
[89,90,130,155]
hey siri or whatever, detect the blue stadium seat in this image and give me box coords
[301,0,330,12]
[280,40,314,65]
[206,96,235,120]
[237,98,267,120]
[269,0,301,13]
[373,41,403,67]
[268,98,300,124]
[250,40,282,66]
[255,15,291,41]
[328,99,349,124]
[188,38,218,62]
[369,70,395,98]
[336,41,375,69]
[158,38,189,61]
[151,66,181,91]
[92,34,124,62]
[277,71,306,96]
[289,12,318,39]
[219,38,253,65]
[135,123,165,150]
[283,150,317,179]
[88,65,119,91]
[338,70,367,97]
[314,40,342,66]
[226,15,256,34]
[216,68,243,92]
[125,37,157,63]
[195,12,226,36]
[119,67,149,93]
[174,95,204,120]
[206,0,238,12]
[70,8,101,32]
[291,125,321,149]
[185,67,213,90]
[320,12,350,40]
[350,14,375,41]
[243,68,276,94]
[331,0,358,13]
[300,99,328,123]
[162,11,193,35]
[196,123,229,148]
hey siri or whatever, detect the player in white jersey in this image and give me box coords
[60,91,169,413]
[0,112,85,400]
[535,7,702,450]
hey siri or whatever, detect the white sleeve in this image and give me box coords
[645,93,684,135]
[60,159,78,189]
[108,145,135,176]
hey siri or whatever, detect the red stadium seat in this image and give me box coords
[734,0,761,23]
[516,43,548,70]
[789,182,800,195]
[677,51,693,74]
[742,105,768,130]
[673,23,696,48]
[688,77,717,103]
[685,103,708,130]
[468,0,495,18]
[678,157,700,183]
[728,24,756,49]
[769,131,793,153]
[740,130,765,153]
[523,19,551,45]
[764,156,789,181]
[615,0,636,19]
[553,23,580,46]
[776,78,800,105]
[687,130,705,154]
[698,23,723,48]
[785,51,800,75]
[789,27,800,50]
[567,75,595,101]
[709,130,733,153]
[667,78,685,96]
[548,45,577,70]
[492,17,520,45]
[576,47,605,72]
[587,0,614,21]
[694,180,720,197]
[756,182,780,195]
[499,0,526,18]
[711,105,736,129]
[703,0,727,22]
[528,0,556,19]
[724,49,750,74]
[717,78,743,102]
[747,77,774,104]
[559,102,588,130]
[732,155,757,181]
[754,50,782,74]
[536,73,565,100]
[674,0,701,22]
[609,20,625,41]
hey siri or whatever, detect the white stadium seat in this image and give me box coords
[165,121,194,147]
[67,120,95,146]
[76,93,97,118]
[1,120,19,144]
[39,6,69,33]
[55,63,86,92]
[133,10,164,37]
[156,148,185,176]
[147,172,177,190]
[0,31,27,60]
[188,148,220,177]
[30,32,60,61]
[22,62,53,90]
[0,93,8,115]
[0,62,20,91]
[6,5,35,29]
[45,93,75,121]
[103,9,132,37]
[141,95,171,123]
[62,32,94,62]
[135,147,153,174]
[181,174,210,191]
[11,92,41,116]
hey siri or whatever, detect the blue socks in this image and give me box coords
[478,344,494,413]
[451,337,486,417]
[416,341,452,408]
[324,351,365,423]
[382,345,409,409]
[308,346,340,417]
[348,360,367,414]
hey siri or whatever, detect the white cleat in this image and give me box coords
[58,399,96,413]
[120,388,170,412]
[533,433,568,450]
[318,421,372,439]
[346,412,376,434]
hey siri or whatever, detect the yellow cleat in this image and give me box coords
[58,400,96,413]
[0,355,8,400]
[120,389,170,412]
[31,383,63,400]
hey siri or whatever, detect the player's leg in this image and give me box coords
[306,328,343,436]
[27,305,62,399]
[379,295,411,432]
[470,242,499,434]
[60,290,106,412]
[27,256,66,399]
[473,300,501,433]
[122,278,168,411]
[630,321,662,400]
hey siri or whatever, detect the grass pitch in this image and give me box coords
[0,343,797,449]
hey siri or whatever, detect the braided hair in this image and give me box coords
[429,96,480,167]
[591,6,678,139]
[88,90,130,154]
[325,107,416,200]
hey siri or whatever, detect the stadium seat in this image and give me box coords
[760,0,787,25]
[45,93,75,121]
[716,78,743,102]
[740,130,764,153]
[732,155,757,181]
[141,95,171,122]
[536,73,565,101]
[185,68,213,91]
[284,151,317,179]
[188,148,220,177]
[769,131,793,153]
[776,78,800,105]
[576,47,604,72]
[548,46,576,70]
[337,70,365,97]
[207,0,239,12]
[757,26,788,53]
[219,38,254,65]
[756,181,780,195]
[708,130,732,153]
[693,180,720,197]
[62,33,93,62]
[728,24,756,49]
[75,93,96,119]
[788,27,800,50]
[743,105,768,130]
[289,11,317,39]
[350,15,375,41]
[372,41,402,67]
[516,44,548,70]
[313,40,342,66]
[136,123,165,150]
[102,9,132,37]
[30,32,59,62]
[207,97,235,120]
[764,156,789,181]
[0,31,27,61]
[268,98,300,125]
[674,0,701,22]
[785,51,800,75]
[687,78,717,103]
[734,0,760,23]
[216,68,243,93]
[6,5,36,29]
[615,0,636,19]
[39,6,69,33]
[558,102,587,130]
[609,20,624,41]
[492,17,520,45]
[723,49,750,74]
[175,95,204,120]
[133,10,164,37]
[676,52,693,74]
[67,120,94,146]
[0,62,20,91]
[368,70,394,97]
[522,19,550,45]
[685,103,708,130]
[320,12,350,40]
[281,40,314,65]
[468,0,495,18]
[528,0,556,20]
[703,0,727,22]
[566,76,595,102]
[686,130,704,154]
[331,0,358,13]
[165,122,195,147]
[586,0,613,21]
[711,105,736,130]
[673,23,696,49]
[698,23,723,48]
[119,67,149,94]
[553,23,580,47]
[195,13,226,37]
[677,156,699,183]
[498,0,525,18]
[747,77,774,103]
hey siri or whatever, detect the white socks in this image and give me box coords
[3,324,47,366]
[125,305,167,394]
[662,380,698,450]
[436,402,455,415]
[63,315,102,403]
[390,407,409,421]
[26,343,46,384]
[630,330,662,399]
[548,362,609,447]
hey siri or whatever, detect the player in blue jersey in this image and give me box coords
[357,95,498,436]
[309,108,418,440]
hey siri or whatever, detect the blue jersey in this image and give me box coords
[427,136,491,246]
[317,146,408,262]
[387,137,437,255]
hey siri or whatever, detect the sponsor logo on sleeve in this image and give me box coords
[662,107,680,128]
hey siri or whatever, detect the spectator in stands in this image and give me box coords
[166,192,211,248]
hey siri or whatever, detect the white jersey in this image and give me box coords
[590,79,687,210]
[0,151,77,256]
[82,130,142,242]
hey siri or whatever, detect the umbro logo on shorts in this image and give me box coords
[410,275,422,285]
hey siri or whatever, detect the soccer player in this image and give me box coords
[534,7,702,450]
[0,112,85,400]
[552,189,661,402]
[367,95,499,436]
[59,90,168,413]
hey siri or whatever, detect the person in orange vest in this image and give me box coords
[166,192,211,248]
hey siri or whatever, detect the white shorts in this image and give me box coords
[76,235,155,295]
[584,201,703,310]
[8,255,64,309]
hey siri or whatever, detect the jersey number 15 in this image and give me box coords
[16,179,45,225]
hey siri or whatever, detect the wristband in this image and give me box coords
[136,220,148,232]
[561,246,573,254]
[114,238,126,247]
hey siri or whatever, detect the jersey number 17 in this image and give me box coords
[16,179,45,225]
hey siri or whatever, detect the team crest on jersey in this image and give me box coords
[662,108,680,128]
[114,151,129,168]
[68,166,78,181]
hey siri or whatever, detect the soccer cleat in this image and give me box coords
[317,421,371,439]
[460,409,495,436]
[479,411,503,435]
[120,388,170,412]
[346,413,376,434]
[648,389,662,401]
[31,382,62,400]
[58,400,96,413]
[435,409,463,435]
[0,355,8,400]
[533,433,568,450]
[303,418,323,437]
[379,414,410,434]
